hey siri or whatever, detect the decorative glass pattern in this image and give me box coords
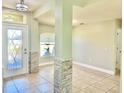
[7,29,23,70]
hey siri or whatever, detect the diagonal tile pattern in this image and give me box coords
[3,64,120,93]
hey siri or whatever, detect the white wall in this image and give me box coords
[72,20,117,72]
[26,13,40,68]
[30,19,40,52]
[39,24,55,64]
[40,24,55,33]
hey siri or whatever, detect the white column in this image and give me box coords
[54,0,72,92]
[28,13,40,73]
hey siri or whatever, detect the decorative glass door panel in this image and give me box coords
[8,29,23,70]
[2,23,28,78]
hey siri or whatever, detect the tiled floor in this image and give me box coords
[3,64,120,93]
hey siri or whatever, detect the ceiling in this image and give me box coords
[37,0,122,26]
[3,0,122,26]
[2,0,101,11]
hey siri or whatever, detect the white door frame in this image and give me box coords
[2,22,29,78]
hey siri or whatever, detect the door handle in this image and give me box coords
[24,48,27,54]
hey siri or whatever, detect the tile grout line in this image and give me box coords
[11,78,20,93]
[38,74,54,85]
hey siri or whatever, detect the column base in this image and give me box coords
[29,52,39,73]
[54,58,72,93]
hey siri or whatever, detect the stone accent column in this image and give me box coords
[54,0,72,92]
[29,52,39,73]
[54,58,72,93]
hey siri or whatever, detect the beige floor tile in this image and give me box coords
[89,74,107,81]
[73,80,90,89]
[101,78,119,85]
[81,86,105,93]
[108,75,120,82]
[25,74,49,85]
[13,77,35,90]
[72,86,81,93]
[38,67,54,83]
[37,83,53,93]
[78,78,96,85]
[77,90,85,93]
[18,88,41,93]
[90,70,111,78]
[25,74,41,80]
[40,75,54,84]
[3,80,18,93]
[92,80,117,92]
[106,85,120,93]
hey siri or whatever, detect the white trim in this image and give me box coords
[73,61,115,75]
[39,62,54,67]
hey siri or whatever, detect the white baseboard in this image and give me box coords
[39,62,54,67]
[73,61,115,75]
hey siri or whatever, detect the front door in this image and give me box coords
[2,23,28,78]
